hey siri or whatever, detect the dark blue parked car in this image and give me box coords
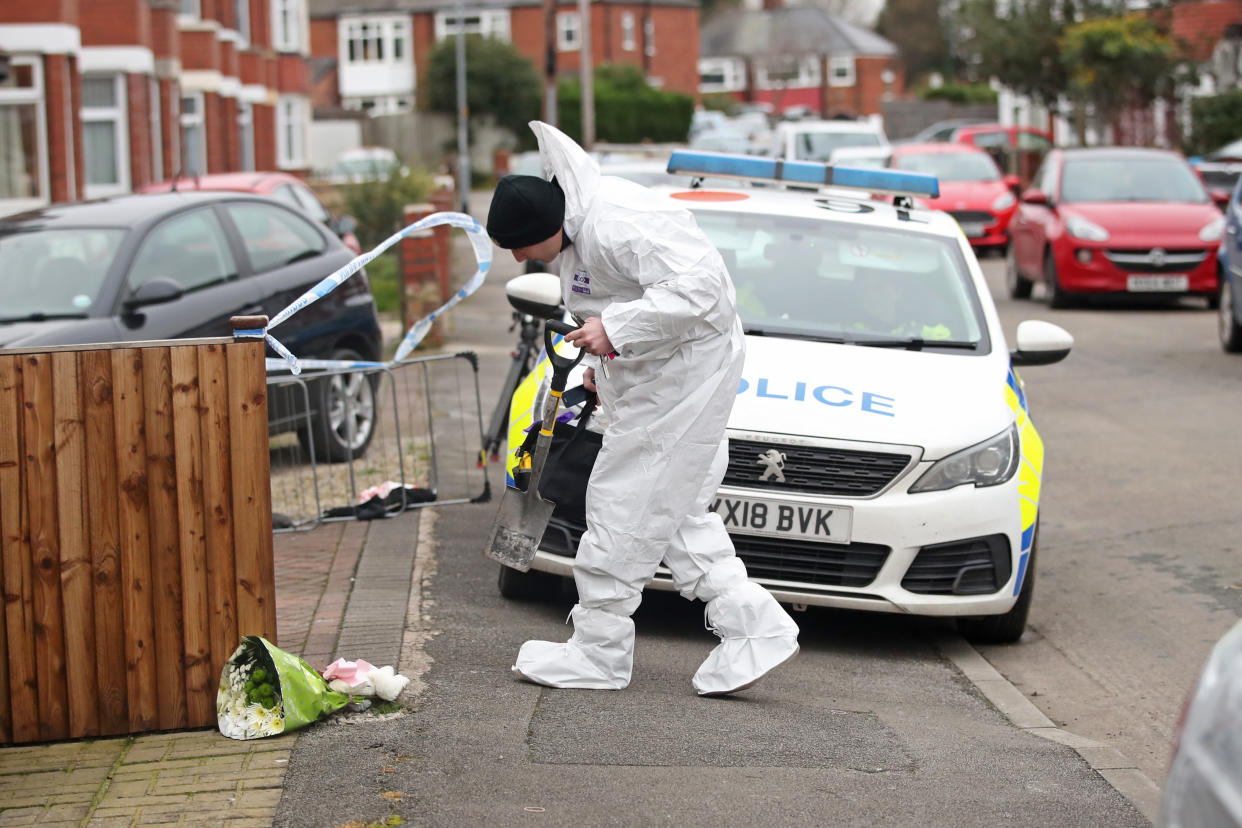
[0,191,382,460]
[1218,178,1242,352]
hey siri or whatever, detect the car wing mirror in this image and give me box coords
[1011,319,1073,366]
[1004,174,1022,191]
[124,277,185,311]
[1210,188,1232,210]
[505,272,564,319]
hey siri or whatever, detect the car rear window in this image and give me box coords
[795,131,883,162]
[0,227,125,317]
[1061,157,1209,204]
[692,210,986,347]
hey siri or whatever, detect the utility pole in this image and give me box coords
[455,0,470,212]
[544,0,558,125]
[579,0,594,148]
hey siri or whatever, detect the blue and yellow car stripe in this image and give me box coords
[1005,364,1043,596]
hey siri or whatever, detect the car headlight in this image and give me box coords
[991,191,1016,211]
[1200,216,1226,242]
[1065,215,1110,241]
[909,424,1020,493]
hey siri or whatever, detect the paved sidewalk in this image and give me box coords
[0,515,419,827]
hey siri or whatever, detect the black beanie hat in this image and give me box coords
[487,175,565,249]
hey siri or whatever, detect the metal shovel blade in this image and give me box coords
[485,485,556,571]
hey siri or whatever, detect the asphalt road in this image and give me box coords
[974,253,1242,789]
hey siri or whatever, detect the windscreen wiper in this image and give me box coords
[857,336,979,351]
[0,312,89,323]
[743,325,850,344]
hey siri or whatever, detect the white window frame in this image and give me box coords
[557,12,580,52]
[178,0,201,22]
[757,56,821,90]
[828,55,856,88]
[149,77,163,182]
[180,91,205,176]
[276,95,309,169]
[234,0,251,45]
[238,100,254,171]
[698,57,745,93]
[81,73,130,199]
[433,9,510,42]
[342,16,415,64]
[621,12,635,51]
[0,54,49,214]
[272,0,304,52]
[643,16,655,57]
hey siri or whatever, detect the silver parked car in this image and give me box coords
[1160,618,1242,827]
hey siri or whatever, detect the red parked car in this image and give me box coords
[1007,147,1224,308]
[889,142,1020,255]
[138,172,362,255]
[949,123,1054,155]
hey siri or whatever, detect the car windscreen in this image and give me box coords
[692,208,988,351]
[893,152,1000,183]
[1060,157,1209,204]
[0,227,125,319]
[795,132,882,162]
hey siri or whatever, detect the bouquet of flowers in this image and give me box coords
[217,636,352,740]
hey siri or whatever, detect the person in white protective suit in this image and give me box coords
[485,121,800,695]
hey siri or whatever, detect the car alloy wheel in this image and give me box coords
[1006,244,1033,300]
[299,347,379,463]
[1220,278,1242,352]
[1044,250,1071,309]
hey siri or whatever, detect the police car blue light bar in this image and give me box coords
[667,150,940,199]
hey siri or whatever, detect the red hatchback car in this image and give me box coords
[889,142,1020,254]
[1007,147,1224,308]
[138,172,362,255]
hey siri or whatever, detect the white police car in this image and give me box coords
[502,151,1073,644]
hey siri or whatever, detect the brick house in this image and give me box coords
[0,0,316,217]
[306,0,700,117]
[697,0,903,119]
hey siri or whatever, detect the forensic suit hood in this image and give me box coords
[512,122,799,695]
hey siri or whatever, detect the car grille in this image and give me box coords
[733,536,890,587]
[1104,248,1208,274]
[724,438,913,497]
[949,210,993,224]
[901,535,1011,595]
[539,518,890,588]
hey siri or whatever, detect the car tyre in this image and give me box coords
[958,526,1037,645]
[299,347,379,463]
[1044,250,1072,309]
[497,564,553,600]
[1005,244,1033,299]
[1220,278,1242,352]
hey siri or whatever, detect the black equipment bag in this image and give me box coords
[518,392,601,525]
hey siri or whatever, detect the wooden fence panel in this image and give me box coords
[197,344,237,684]
[0,356,33,744]
[142,347,187,731]
[22,355,69,742]
[0,337,273,744]
[53,352,99,739]
[228,342,276,643]
[111,348,158,732]
[171,347,212,725]
[81,350,128,735]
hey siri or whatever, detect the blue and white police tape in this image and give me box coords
[237,211,493,375]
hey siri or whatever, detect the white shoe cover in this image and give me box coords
[693,581,801,696]
[512,605,634,690]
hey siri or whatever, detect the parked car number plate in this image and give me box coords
[710,494,853,544]
[1127,275,1189,292]
[959,222,985,238]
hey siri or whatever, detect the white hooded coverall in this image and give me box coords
[512,122,800,695]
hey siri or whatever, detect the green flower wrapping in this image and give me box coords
[217,636,352,740]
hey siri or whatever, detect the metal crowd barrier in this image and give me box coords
[267,351,489,532]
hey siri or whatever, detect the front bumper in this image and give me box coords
[527,471,1026,618]
[1053,241,1219,295]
